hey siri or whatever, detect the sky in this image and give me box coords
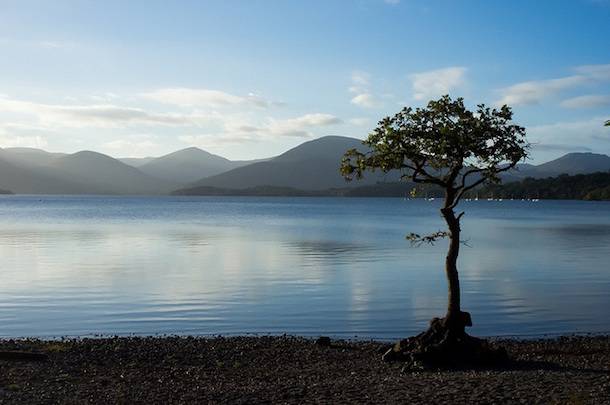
[0,0,609,164]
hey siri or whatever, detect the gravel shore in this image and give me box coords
[0,335,608,404]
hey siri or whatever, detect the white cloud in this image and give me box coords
[0,97,215,128]
[266,113,341,137]
[179,134,259,147]
[574,64,610,81]
[236,113,342,138]
[179,113,342,148]
[100,134,164,157]
[348,117,370,126]
[497,75,587,106]
[350,71,370,88]
[0,134,48,149]
[350,93,379,108]
[347,70,382,108]
[497,63,610,106]
[560,94,610,109]
[348,70,382,109]
[142,88,274,108]
[410,66,467,101]
[90,92,120,102]
[527,117,610,155]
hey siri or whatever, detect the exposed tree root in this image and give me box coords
[383,313,508,370]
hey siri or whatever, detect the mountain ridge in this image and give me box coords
[0,138,608,195]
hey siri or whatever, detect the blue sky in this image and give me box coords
[0,0,609,163]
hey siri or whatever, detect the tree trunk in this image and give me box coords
[440,206,466,333]
[381,193,508,367]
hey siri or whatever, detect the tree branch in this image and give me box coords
[406,231,449,246]
[450,161,520,208]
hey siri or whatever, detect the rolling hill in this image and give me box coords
[49,151,177,194]
[0,138,608,195]
[1,147,67,168]
[176,137,610,195]
[521,153,610,177]
[0,149,176,194]
[0,151,91,194]
[184,136,399,191]
[118,157,156,167]
[137,147,242,183]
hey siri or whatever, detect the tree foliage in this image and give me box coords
[341,95,529,209]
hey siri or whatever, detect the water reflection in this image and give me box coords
[0,196,608,338]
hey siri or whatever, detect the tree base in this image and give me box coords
[382,314,508,370]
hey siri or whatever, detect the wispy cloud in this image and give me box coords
[560,94,610,109]
[0,134,48,149]
[0,90,341,155]
[497,76,587,106]
[350,93,379,108]
[265,113,341,137]
[527,116,610,155]
[100,134,163,157]
[224,113,342,139]
[497,63,610,106]
[574,63,610,80]
[348,70,381,108]
[0,96,216,128]
[348,117,370,127]
[532,143,593,152]
[350,71,370,88]
[410,67,467,101]
[142,88,276,108]
[179,113,342,148]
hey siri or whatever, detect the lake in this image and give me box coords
[0,195,609,340]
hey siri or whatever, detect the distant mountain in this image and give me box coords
[1,147,66,168]
[138,147,237,183]
[497,154,610,182]
[118,157,156,167]
[1,139,608,196]
[49,151,177,194]
[0,152,91,194]
[185,136,398,191]
[524,153,610,177]
[0,149,175,194]
[178,138,610,196]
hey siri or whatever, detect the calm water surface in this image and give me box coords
[0,196,609,339]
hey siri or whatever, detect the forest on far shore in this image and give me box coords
[476,171,610,201]
[174,171,610,200]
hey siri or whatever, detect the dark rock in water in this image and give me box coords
[315,336,331,347]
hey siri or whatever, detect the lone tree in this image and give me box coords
[341,95,529,367]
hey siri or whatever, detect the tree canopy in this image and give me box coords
[341,95,529,208]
